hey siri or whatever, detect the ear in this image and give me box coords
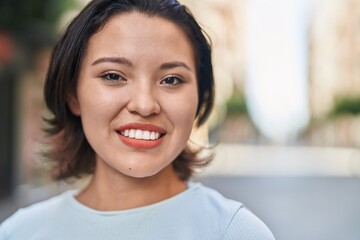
[67,93,81,116]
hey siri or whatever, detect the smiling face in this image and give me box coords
[68,12,198,179]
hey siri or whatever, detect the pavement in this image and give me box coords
[199,176,360,240]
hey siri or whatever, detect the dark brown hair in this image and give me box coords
[44,0,214,181]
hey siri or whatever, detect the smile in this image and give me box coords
[116,123,166,149]
[120,129,162,141]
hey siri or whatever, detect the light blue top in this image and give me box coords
[0,182,275,240]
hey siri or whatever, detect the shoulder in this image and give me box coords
[222,206,275,240]
[190,183,275,240]
[183,183,241,235]
[191,182,243,214]
[0,191,72,239]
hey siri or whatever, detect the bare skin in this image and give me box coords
[76,164,187,211]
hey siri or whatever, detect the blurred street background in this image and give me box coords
[0,0,359,239]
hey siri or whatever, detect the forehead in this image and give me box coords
[83,12,195,66]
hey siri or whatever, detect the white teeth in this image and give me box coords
[150,132,156,140]
[120,129,162,140]
[124,129,129,137]
[135,130,142,139]
[143,131,150,140]
[129,129,135,138]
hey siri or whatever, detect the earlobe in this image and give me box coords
[67,94,81,116]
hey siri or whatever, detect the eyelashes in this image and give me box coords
[160,75,185,86]
[100,72,185,86]
[100,72,126,82]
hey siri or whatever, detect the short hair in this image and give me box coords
[43,0,214,181]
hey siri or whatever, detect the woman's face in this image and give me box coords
[69,12,198,178]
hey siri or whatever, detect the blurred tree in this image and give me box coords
[329,96,360,117]
[0,0,75,31]
[0,0,76,61]
[0,0,76,199]
[226,91,248,116]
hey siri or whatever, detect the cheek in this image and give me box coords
[77,88,124,129]
[168,93,198,130]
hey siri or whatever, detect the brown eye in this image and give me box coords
[100,72,126,82]
[160,76,184,85]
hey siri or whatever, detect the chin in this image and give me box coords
[121,166,165,179]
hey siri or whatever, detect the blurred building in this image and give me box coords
[303,0,360,147]
[181,0,261,143]
[309,0,360,118]
[185,0,360,147]
[182,0,246,107]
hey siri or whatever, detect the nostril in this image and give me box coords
[126,100,161,116]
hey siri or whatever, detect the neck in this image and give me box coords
[76,163,187,211]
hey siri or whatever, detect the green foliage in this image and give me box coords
[226,92,248,116]
[0,0,77,68]
[0,0,76,32]
[329,96,360,117]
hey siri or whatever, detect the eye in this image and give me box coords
[100,72,126,82]
[160,75,184,86]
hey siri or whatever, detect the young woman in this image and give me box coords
[0,0,275,239]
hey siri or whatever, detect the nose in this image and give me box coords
[126,83,161,117]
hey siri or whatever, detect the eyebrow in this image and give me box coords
[91,57,192,72]
[160,62,193,72]
[91,57,133,66]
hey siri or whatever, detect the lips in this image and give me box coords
[116,123,166,149]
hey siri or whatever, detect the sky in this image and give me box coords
[245,0,312,143]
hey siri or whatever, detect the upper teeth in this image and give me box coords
[121,129,161,140]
